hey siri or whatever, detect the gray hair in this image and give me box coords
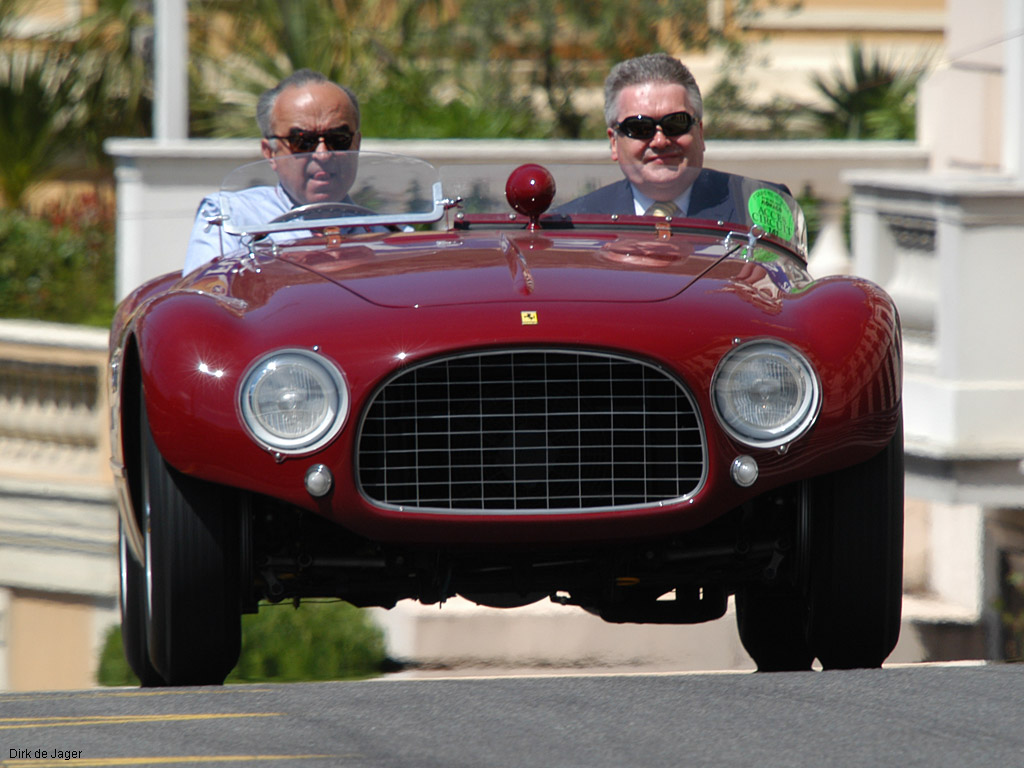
[256,68,361,138]
[603,53,703,127]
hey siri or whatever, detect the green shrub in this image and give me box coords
[97,600,391,686]
[230,601,389,683]
[0,192,115,327]
[96,621,139,687]
[998,554,1024,661]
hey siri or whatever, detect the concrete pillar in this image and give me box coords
[1003,0,1024,177]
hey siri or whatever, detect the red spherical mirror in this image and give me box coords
[505,164,556,225]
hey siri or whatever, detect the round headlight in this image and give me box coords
[239,349,348,453]
[712,340,820,449]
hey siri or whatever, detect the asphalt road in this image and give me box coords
[1,663,1021,768]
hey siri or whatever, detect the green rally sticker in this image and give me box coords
[748,188,795,241]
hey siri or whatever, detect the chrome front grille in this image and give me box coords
[357,349,705,513]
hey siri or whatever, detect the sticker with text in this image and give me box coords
[747,188,795,242]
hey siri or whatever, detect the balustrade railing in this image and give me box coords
[0,320,111,487]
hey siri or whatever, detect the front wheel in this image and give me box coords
[805,417,905,669]
[735,582,814,672]
[735,417,904,671]
[118,520,165,687]
[139,385,243,685]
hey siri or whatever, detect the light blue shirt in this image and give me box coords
[184,185,294,275]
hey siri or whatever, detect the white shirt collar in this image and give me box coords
[631,185,694,216]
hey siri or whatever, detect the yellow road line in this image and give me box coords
[0,712,280,730]
[0,687,276,705]
[2,756,345,767]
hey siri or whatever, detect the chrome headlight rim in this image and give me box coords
[239,348,349,455]
[711,339,820,450]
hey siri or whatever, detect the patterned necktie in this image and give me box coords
[645,201,680,217]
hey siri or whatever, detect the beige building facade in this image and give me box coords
[690,0,946,112]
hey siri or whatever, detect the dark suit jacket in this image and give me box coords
[552,168,790,229]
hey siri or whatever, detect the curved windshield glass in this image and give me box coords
[213,152,807,259]
[441,163,808,258]
[217,151,447,237]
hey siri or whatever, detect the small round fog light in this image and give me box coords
[304,464,333,497]
[730,455,759,488]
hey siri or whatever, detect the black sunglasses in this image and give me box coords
[266,127,355,153]
[614,111,697,141]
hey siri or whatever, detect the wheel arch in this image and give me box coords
[117,334,146,563]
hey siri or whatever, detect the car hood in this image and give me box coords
[274,229,737,308]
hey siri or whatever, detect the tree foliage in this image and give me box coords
[0,0,76,207]
[0,192,115,326]
[188,0,537,138]
[0,0,154,207]
[0,48,78,208]
[2,0,922,165]
[448,0,733,138]
[66,0,155,162]
[2,0,805,161]
[187,0,786,140]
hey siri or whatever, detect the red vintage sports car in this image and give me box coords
[109,152,903,685]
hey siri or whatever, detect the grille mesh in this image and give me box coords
[357,350,704,513]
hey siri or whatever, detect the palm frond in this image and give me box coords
[808,42,930,140]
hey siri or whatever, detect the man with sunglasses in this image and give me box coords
[184,69,363,274]
[555,53,785,219]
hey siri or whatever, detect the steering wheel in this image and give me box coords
[269,202,376,224]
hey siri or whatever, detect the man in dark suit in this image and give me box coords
[554,53,784,224]
[555,167,773,225]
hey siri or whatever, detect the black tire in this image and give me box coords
[140,386,243,686]
[735,582,814,672]
[118,519,166,687]
[805,417,904,669]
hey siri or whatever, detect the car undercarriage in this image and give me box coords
[246,483,801,625]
